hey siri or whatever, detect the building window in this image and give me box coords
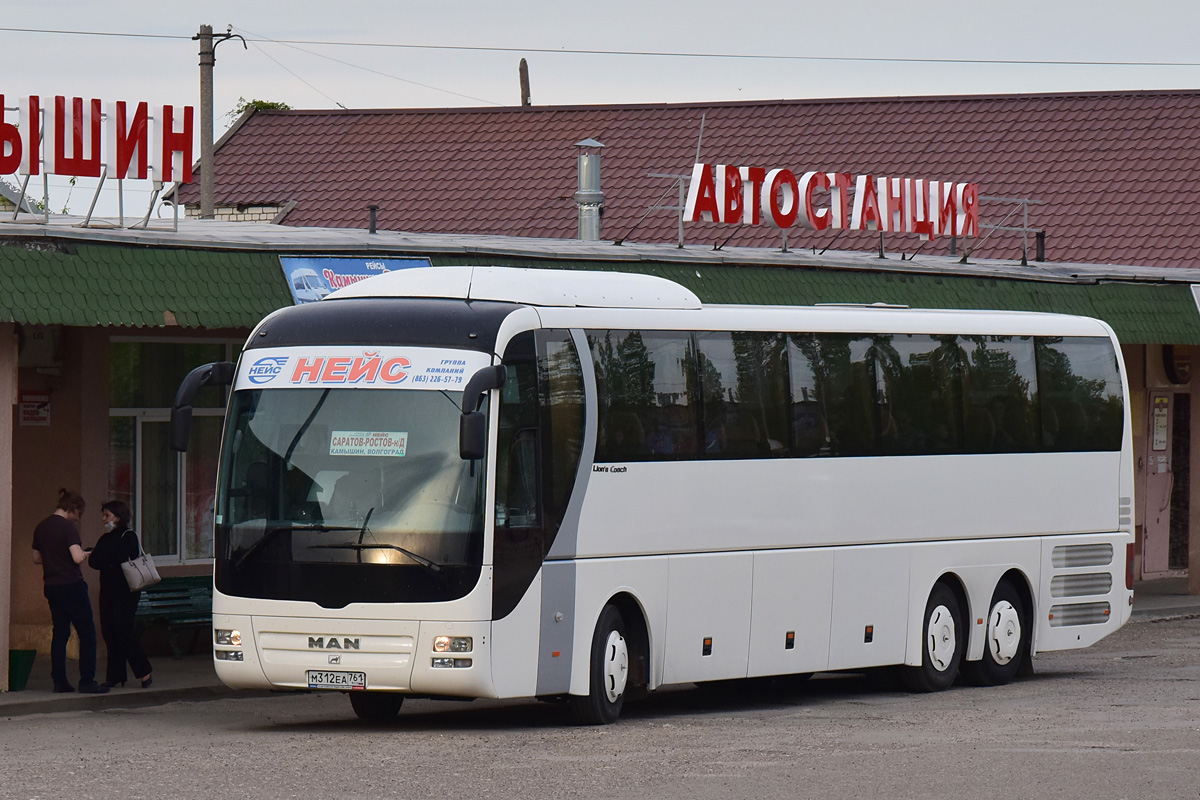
[108,339,239,563]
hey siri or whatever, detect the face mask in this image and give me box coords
[103,521,116,532]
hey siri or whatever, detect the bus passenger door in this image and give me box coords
[491,330,586,697]
[492,330,586,619]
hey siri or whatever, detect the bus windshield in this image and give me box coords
[214,386,486,607]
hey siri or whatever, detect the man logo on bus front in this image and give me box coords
[308,636,361,650]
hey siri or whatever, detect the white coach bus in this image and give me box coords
[171,266,1134,724]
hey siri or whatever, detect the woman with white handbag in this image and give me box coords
[87,500,153,689]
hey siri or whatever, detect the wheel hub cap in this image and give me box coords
[927,604,957,672]
[602,630,629,703]
[987,600,1021,665]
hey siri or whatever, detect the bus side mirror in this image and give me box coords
[170,361,235,452]
[460,412,487,460]
[459,365,507,460]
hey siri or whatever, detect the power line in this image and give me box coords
[236,27,501,106]
[0,23,501,109]
[245,41,1200,69]
[0,26,191,40]
[4,25,1200,68]
[245,39,347,109]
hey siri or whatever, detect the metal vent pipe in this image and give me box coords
[575,138,604,241]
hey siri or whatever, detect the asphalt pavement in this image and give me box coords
[3,577,1197,717]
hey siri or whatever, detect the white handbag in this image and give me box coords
[120,530,162,591]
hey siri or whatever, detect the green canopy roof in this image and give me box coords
[0,239,290,328]
[1,237,1196,345]
[430,255,1200,345]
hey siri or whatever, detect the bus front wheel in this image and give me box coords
[962,580,1028,686]
[900,582,964,693]
[569,604,629,725]
[349,691,404,721]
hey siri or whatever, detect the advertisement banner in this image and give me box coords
[279,256,431,304]
[235,346,492,391]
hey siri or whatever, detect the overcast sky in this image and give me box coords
[5,0,1200,217]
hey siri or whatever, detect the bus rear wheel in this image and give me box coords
[900,582,964,693]
[962,580,1028,686]
[569,604,629,725]
[349,691,404,721]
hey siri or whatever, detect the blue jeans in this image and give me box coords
[44,581,98,687]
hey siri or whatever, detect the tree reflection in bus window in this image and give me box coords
[961,336,1038,453]
[590,331,697,461]
[1036,337,1123,452]
[873,334,966,456]
[592,328,1122,461]
[696,331,788,458]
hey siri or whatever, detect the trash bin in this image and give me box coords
[8,649,36,691]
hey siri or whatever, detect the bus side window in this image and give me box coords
[1035,336,1123,452]
[590,330,697,460]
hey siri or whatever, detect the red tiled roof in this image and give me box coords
[176,91,1200,267]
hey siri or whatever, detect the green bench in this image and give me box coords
[134,576,213,658]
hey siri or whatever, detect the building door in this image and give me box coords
[109,410,224,562]
[109,338,236,563]
[1144,392,1191,576]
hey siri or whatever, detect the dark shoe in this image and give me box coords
[140,675,153,689]
[78,681,110,694]
[52,683,75,694]
[101,680,126,688]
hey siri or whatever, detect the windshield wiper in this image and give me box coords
[309,542,444,573]
[283,388,331,466]
[309,507,443,574]
[232,522,363,570]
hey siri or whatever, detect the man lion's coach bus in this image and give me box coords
[171,266,1134,724]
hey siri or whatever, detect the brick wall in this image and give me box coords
[183,205,282,223]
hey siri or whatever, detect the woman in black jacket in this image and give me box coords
[87,500,153,688]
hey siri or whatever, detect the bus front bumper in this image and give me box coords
[212,614,495,697]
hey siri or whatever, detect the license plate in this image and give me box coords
[307,670,367,690]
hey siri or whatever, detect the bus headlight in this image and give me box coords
[433,635,472,653]
[215,629,242,646]
[215,650,244,661]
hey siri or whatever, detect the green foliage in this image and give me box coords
[224,97,292,124]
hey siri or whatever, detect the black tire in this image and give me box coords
[962,580,1029,686]
[568,604,629,725]
[349,691,404,721]
[899,582,964,693]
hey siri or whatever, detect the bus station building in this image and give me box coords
[5,88,1200,688]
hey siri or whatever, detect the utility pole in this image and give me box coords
[196,25,215,219]
[193,24,245,219]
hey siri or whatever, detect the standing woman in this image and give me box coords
[88,500,153,688]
